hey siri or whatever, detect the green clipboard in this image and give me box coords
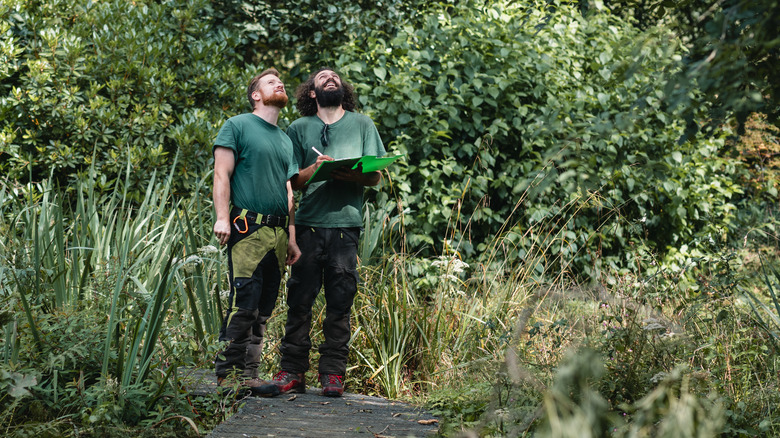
[306,154,404,185]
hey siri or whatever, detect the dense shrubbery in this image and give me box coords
[0,0,751,274]
[2,0,779,436]
[335,2,745,276]
[0,0,249,199]
[0,0,438,200]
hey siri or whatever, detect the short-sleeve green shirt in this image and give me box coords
[287,111,385,228]
[213,113,296,216]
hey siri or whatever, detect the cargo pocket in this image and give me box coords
[231,277,261,310]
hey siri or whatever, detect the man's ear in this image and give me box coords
[309,89,316,99]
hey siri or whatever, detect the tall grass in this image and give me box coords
[0,161,229,435]
[3,160,780,437]
[346,183,780,436]
[350,187,579,400]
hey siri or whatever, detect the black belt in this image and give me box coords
[231,207,288,233]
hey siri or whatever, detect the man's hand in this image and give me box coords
[292,154,335,190]
[314,154,334,168]
[331,165,381,186]
[330,166,364,182]
[286,240,301,265]
[214,219,231,246]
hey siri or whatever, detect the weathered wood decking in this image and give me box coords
[182,369,440,438]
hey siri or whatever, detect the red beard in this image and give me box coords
[262,90,289,109]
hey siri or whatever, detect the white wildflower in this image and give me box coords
[431,257,446,268]
[642,318,666,331]
[450,258,469,273]
[105,376,119,391]
[432,255,469,274]
[199,245,219,254]
[650,372,668,384]
[182,254,203,265]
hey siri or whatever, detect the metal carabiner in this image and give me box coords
[232,215,249,234]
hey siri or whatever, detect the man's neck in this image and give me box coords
[252,105,280,126]
[317,105,346,125]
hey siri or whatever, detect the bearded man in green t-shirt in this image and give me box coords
[259,68,385,397]
[212,68,301,396]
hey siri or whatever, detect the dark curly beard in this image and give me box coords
[314,85,344,108]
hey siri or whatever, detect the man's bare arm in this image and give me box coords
[290,154,334,190]
[286,180,301,265]
[213,147,235,245]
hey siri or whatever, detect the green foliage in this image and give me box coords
[0,168,228,436]
[615,246,780,436]
[426,379,493,435]
[242,0,441,77]
[0,0,752,278]
[537,353,724,438]
[414,232,780,436]
[599,0,780,134]
[333,0,743,276]
[747,255,780,344]
[1,160,778,437]
[2,0,779,436]
[594,300,685,406]
[0,0,244,198]
[733,114,780,203]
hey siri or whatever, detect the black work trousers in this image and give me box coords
[280,227,360,376]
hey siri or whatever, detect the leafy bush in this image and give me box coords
[0,0,246,199]
[2,1,778,436]
[0,0,749,279]
[332,1,743,276]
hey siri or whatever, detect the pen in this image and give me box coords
[312,147,323,156]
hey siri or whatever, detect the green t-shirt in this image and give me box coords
[213,113,296,216]
[287,111,386,228]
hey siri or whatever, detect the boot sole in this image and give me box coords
[252,384,281,397]
[217,385,252,399]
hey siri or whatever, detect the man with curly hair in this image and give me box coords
[259,68,385,397]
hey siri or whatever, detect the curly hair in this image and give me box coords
[294,67,357,116]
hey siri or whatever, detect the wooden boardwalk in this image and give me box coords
[182,369,440,438]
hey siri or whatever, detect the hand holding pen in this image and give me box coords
[311,147,334,168]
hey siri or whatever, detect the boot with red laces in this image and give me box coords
[256,370,305,397]
[319,373,344,397]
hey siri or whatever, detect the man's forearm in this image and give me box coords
[287,180,297,240]
[213,172,231,221]
[292,160,326,190]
